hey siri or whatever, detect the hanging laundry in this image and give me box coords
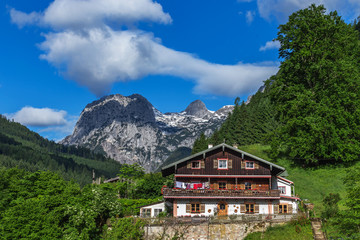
[175,181,183,188]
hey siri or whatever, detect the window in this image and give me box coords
[245,182,252,190]
[219,203,226,210]
[219,182,227,189]
[279,186,286,194]
[154,209,162,217]
[245,203,254,213]
[191,203,200,213]
[245,161,254,169]
[142,208,151,217]
[191,161,200,169]
[279,204,288,214]
[218,159,228,169]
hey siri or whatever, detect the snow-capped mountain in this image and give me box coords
[61,94,233,172]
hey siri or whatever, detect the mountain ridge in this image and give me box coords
[61,94,234,171]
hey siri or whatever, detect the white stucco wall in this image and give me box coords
[176,199,274,217]
[277,178,292,197]
[140,202,165,217]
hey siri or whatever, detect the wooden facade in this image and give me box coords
[160,143,298,217]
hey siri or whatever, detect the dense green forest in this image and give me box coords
[193,4,360,166]
[0,115,122,186]
[0,164,170,239]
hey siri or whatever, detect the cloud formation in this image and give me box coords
[259,40,280,51]
[8,107,68,127]
[256,0,360,22]
[11,0,278,97]
[246,11,256,24]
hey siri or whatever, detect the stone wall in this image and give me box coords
[143,218,292,240]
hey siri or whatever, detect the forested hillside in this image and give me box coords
[192,5,360,239]
[0,115,121,186]
[192,80,278,154]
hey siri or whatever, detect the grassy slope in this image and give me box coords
[239,144,358,214]
[244,222,313,240]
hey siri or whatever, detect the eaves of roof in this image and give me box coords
[161,143,285,173]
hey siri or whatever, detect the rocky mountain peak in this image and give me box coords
[62,94,234,172]
[184,100,209,118]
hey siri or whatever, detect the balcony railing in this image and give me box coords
[163,188,280,198]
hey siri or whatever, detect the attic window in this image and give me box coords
[191,161,200,169]
[218,159,228,169]
[279,186,286,194]
[245,161,254,169]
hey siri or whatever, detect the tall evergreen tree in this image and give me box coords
[270,5,360,164]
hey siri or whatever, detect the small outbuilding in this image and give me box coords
[139,201,165,218]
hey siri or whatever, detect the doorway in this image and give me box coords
[217,201,228,216]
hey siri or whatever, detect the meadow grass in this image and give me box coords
[239,144,358,214]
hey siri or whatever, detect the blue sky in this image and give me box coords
[1,0,359,141]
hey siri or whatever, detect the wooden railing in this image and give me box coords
[163,188,280,198]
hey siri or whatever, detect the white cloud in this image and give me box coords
[8,107,68,127]
[11,0,278,97]
[246,11,256,24]
[256,0,360,22]
[11,0,172,30]
[10,9,42,28]
[38,115,78,141]
[259,40,280,51]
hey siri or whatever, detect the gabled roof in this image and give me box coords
[161,143,285,174]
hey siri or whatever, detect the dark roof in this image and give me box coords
[161,143,285,173]
[103,176,120,183]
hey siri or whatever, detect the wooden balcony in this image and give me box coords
[163,188,280,199]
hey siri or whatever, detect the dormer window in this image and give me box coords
[245,161,255,169]
[218,159,228,169]
[191,161,200,169]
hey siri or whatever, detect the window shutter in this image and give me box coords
[201,160,205,169]
[213,159,218,168]
[240,204,246,213]
[240,183,245,189]
[274,205,279,214]
[241,161,245,169]
[228,159,233,169]
[227,183,231,190]
[288,204,292,213]
[200,204,205,213]
[254,162,259,169]
[187,162,191,168]
[214,183,219,190]
[254,204,259,213]
[186,204,191,213]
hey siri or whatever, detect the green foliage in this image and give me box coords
[321,193,340,219]
[333,166,360,237]
[103,217,145,240]
[0,115,122,186]
[192,133,208,154]
[63,184,122,239]
[134,172,167,199]
[244,219,312,240]
[270,4,360,164]
[0,168,81,239]
[117,198,161,217]
[0,168,125,240]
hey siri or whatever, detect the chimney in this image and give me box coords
[208,144,213,149]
